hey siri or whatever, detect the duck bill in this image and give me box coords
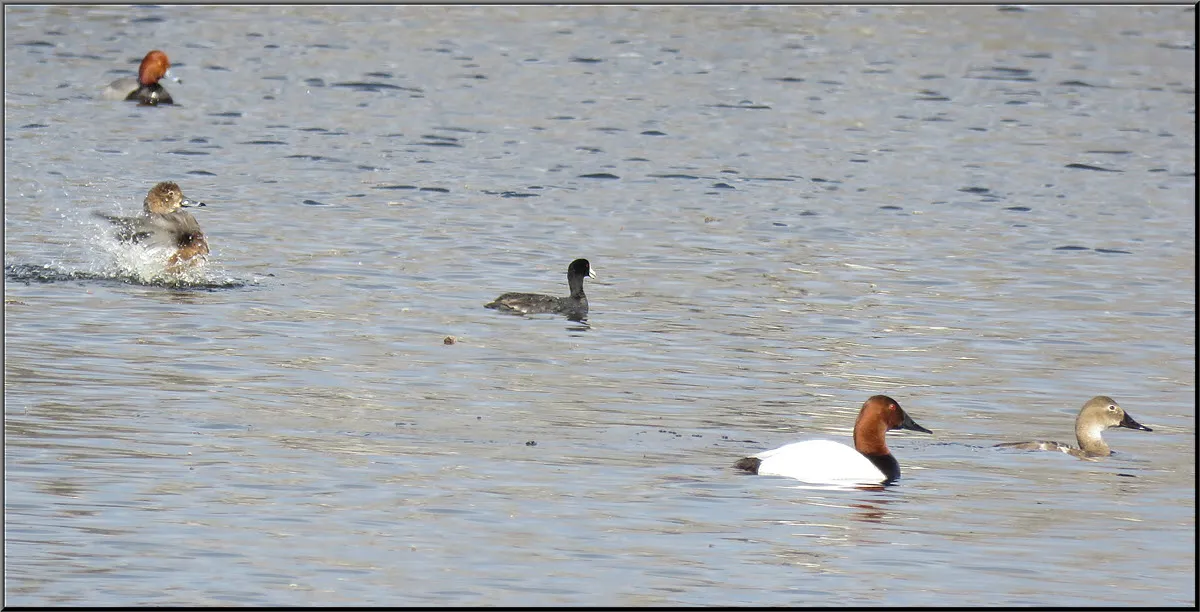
[1119,412,1152,432]
[900,413,932,434]
[180,198,206,208]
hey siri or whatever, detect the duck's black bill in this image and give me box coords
[901,412,933,434]
[1120,412,1152,432]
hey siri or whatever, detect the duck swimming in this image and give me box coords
[96,181,209,272]
[995,395,1151,458]
[736,395,931,485]
[485,258,595,322]
[100,50,179,106]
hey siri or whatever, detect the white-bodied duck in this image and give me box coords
[736,395,931,485]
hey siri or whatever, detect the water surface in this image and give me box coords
[4,5,1195,606]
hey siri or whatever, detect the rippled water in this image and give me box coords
[4,5,1195,606]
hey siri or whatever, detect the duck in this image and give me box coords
[735,395,931,485]
[485,258,595,321]
[96,181,209,272]
[995,395,1151,458]
[100,50,178,105]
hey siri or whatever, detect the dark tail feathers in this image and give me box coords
[734,457,762,474]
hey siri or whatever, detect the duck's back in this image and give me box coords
[747,439,887,485]
[101,76,139,100]
[996,440,1065,452]
[996,439,1094,458]
[486,292,582,315]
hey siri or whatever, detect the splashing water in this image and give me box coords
[6,204,247,290]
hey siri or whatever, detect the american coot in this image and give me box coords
[995,395,1152,458]
[485,258,595,321]
[96,181,209,271]
[735,395,932,485]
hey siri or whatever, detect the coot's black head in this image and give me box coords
[568,258,595,280]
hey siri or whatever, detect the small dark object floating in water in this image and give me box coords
[1064,163,1122,172]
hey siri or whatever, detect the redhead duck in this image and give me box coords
[995,395,1151,458]
[485,258,595,322]
[100,50,178,105]
[96,181,209,272]
[735,395,932,485]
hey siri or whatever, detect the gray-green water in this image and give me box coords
[4,5,1195,606]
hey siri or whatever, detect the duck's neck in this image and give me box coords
[1075,422,1111,455]
[568,276,587,300]
[853,418,890,457]
[854,419,900,481]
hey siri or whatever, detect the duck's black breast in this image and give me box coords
[128,84,173,105]
[864,453,900,483]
